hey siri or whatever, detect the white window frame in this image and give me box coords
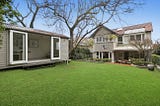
[10,30,28,64]
[51,37,60,60]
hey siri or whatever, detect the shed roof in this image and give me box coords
[5,24,69,39]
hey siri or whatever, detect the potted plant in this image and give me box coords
[147,63,154,71]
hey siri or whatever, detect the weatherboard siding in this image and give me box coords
[0,31,8,67]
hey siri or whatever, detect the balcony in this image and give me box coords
[93,42,114,51]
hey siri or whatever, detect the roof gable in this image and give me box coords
[90,25,118,38]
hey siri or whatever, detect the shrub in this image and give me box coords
[131,58,151,66]
[71,48,92,60]
[102,58,111,62]
[152,54,160,65]
[93,58,101,61]
[93,58,111,62]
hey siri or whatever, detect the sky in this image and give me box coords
[105,0,160,41]
[15,0,160,41]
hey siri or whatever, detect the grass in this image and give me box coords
[0,61,160,106]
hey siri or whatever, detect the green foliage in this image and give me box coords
[1,61,160,106]
[71,47,91,59]
[152,54,160,65]
[131,58,151,66]
[0,0,18,31]
[153,41,160,55]
[93,58,111,62]
[102,58,111,62]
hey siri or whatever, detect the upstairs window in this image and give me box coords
[103,37,106,42]
[136,34,141,41]
[99,37,102,42]
[96,36,105,43]
[142,34,145,41]
[130,35,135,41]
[118,36,123,44]
[96,37,99,43]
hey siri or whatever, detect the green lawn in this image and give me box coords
[0,61,160,106]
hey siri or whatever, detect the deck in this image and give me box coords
[0,59,66,70]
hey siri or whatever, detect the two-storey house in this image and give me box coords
[90,22,153,62]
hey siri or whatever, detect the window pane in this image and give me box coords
[103,37,105,42]
[130,35,135,41]
[99,37,101,42]
[118,37,123,44]
[96,52,99,58]
[136,34,141,41]
[53,38,59,58]
[96,37,98,43]
[142,34,145,41]
[13,32,26,61]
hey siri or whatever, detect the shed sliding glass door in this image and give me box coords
[10,30,28,64]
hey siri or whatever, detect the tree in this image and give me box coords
[130,39,155,62]
[42,0,142,56]
[12,0,46,28]
[0,0,17,31]
[154,39,160,55]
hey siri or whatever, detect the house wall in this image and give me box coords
[0,30,8,67]
[60,38,69,60]
[28,33,50,60]
[145,32,151,39]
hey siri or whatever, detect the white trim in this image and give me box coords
[9,30,13,64]
[9,30,28,64]
[51,37,60,60]
[26,33,28,62]
[108,52,110,59]
[101,52,103,59]
[111,51,114,63]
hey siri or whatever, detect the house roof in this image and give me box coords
[5,24,69,39]
[90,25,119,38]
[90,22,153,38]
[113,22,153,35]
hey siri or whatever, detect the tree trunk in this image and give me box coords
[69,29,74,57]
[138,51,141,59]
